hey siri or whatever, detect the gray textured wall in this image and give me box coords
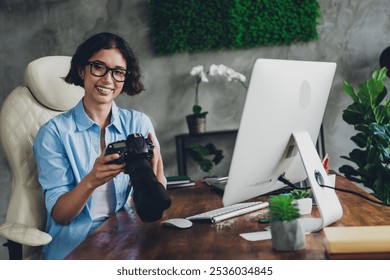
[0,0,389,260]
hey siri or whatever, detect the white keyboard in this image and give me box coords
[186,201,269,223]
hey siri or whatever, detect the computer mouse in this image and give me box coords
[161,218,193,229]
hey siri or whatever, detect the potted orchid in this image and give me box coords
[187,64,247,134]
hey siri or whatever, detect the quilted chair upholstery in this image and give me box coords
[0,56,84,259]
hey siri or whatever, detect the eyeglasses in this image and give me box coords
[87,61,130,82]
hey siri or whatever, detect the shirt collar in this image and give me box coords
[74,99,123,134]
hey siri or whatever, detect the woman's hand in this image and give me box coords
[52,153,125,225]
[84,152,125,190]
[148,132,166,188]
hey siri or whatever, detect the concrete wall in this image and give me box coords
[0,0,389,259]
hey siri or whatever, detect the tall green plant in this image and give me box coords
[339,67,390,203]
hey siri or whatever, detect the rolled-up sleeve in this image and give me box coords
[33,121,75,215]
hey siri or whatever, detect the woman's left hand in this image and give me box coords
[148,132,166,188]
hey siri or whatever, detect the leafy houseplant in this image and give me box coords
[188,143,224,176]
[339,67,390,204]
[268,195,306,251]
[290,189,312,215]
[290,189,310,199]
[187,64,247,134]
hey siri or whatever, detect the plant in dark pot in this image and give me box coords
[339,67,390,204]
[268,195,306,251]
[187,64,247,134]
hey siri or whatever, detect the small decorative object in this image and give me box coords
[188,143,224,176]
[268,195,306,251]
[187,64,247,134]
[290,189,312,215]
[339,67,390,204]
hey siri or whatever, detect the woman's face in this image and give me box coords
[81,48,127,106]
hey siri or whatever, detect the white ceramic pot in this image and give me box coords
[293,198,313,215]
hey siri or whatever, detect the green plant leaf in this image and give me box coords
[373,104,388,124]
[291,189,310,199]
[269,195,300,222]
[188,143,224,174]
[342,103,365,125]
[348,148,368,168]
[342,81,359,103]
[193,104,202,114]
[369,123,390,141]
[375,87,388,106]
[372,67,388,81]
[350,133,367,148]
[339,164,361,177]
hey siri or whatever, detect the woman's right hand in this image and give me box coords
[52,152,125,225]
[83,153,126,190]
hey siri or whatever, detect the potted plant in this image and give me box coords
[187,64,247,134]
[188,143,224,176]
[339,67,390,204]
[268,195,306,251]
[290,189,312,215]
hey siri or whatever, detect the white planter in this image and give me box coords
[292,198,313,215]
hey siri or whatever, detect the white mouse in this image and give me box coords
[161,218,193,229]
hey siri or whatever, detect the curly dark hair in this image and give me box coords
[65,32,144,95]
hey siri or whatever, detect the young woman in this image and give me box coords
[33,32,166,259]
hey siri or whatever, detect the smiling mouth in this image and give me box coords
[97,86,114,95]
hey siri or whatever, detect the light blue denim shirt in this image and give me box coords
[33,99,159,259]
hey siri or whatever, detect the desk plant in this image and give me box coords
[339,67,390,204]
[187,64,247,134]
[291,189,312,215]
[268,195,306,251]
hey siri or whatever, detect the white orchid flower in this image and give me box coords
[209,64,219,76]
[190,63,247,115]
[200,71,209,83]
[190,65,204,76]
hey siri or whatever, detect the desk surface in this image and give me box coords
[65,175,390,260]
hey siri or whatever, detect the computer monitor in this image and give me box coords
[222,58,343,232]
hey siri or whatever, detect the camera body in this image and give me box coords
[105,133,171,222]
[105,133,154,166]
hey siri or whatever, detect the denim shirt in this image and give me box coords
[33,99,158,259]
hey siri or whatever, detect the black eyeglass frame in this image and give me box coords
[86,61,130,82]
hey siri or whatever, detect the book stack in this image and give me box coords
[166,175,195,189]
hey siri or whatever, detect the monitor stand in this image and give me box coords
[292,131,343,232]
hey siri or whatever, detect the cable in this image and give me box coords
[319,183,390,207]
[277,174,310,190]
[277,174,390,207]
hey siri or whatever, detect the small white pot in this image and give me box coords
[293,198,313,215]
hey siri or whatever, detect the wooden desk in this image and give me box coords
[65,175,390,260]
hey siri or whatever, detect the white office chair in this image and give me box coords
[0,56,84,259]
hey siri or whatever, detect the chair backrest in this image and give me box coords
[0,56,84,259]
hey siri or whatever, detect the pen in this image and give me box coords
[322,154,329,172]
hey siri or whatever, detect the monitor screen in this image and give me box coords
[222,58,342,231]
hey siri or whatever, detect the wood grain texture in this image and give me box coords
[65,174,390,260]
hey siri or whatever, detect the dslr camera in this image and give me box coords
[105,133,171,222]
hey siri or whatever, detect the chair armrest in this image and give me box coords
[0,223,52,246]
